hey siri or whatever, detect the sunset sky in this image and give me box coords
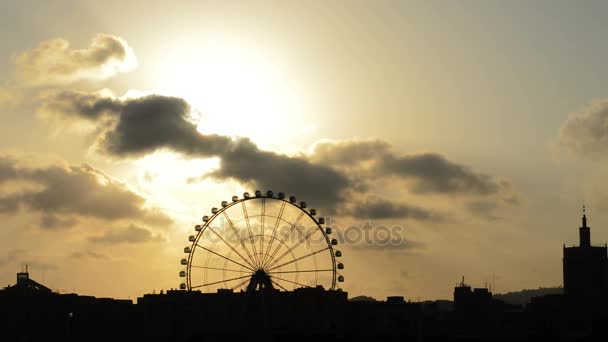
[2,0,608,300]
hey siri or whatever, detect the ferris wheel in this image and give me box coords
[179,190,344,293]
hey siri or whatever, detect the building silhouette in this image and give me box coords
[453,277,492,313]
[2,208,608,340]
[563,208,608,299]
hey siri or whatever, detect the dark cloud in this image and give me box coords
[0,193,20,213]
[312,140,507,196]
[311,139,391,165]
[40,91,234,157]
[208,139,351,210]
[39,90,123,120]
[13,34,136,85]
[312,140,517,220]
[38,92,516,218]
[40,214,79,229]
[39,92,352,210]
[382,153,501,195]
[341,197,437,221]
[0,155,172,227]
[100,95,232,157]
[88,224,158,244]
[466,200,503,221]
[559,99,608,160]
[0,156,19,181]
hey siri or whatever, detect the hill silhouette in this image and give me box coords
[493,286,563,305]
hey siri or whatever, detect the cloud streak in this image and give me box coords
[312,139,512,196]
[13,34,136,85]
[0,155,171,228]
[559,99,608,160]
[340,197,438,221]
[88,224,159,245]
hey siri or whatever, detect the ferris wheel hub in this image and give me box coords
[247,269,274,293]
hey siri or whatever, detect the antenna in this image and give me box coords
[583,202,586,214]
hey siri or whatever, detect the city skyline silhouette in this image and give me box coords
[2,1,608,340]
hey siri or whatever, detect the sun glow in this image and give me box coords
[155,39,313,151]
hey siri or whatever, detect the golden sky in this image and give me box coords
[2,0,608,300]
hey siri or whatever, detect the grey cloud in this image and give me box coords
[40,214,79,230]
[0,193,20,213]
[341,197,438,221]
[40,91,234,157]
[100,95,232,157]
[382,153,501,195]
[88,224,158,244]
[312,139,509,196]
[39,90,123,120]
[0,156,172,227]
[559,99,608,160]
[349,236,424,251]
[466,199,507,221]
[39,92,351,210]
[208,139,352,210]
[13,34,136,85]
[0,156,19,181]
[311,139,391,165]
[39,92,515,218]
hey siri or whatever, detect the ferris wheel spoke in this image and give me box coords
[269,278,289,291]
[185,195,337,292]
[191,265,246,273]
[263,211,305,269]
[241,201,260,267]
[261,201,286,268]
[268,269,333,274]
[269,275,311,288]
[231,277,252,291]
[267,246,330,272]
[191,274,252,289]
[222,211,257,268]
[205,226,256,269]
[265,226,320,269]
[196,243,255,271]
[259,199,266,270]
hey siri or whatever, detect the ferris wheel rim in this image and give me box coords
[183,194,339,292]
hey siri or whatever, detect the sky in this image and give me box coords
[2,0,608,300]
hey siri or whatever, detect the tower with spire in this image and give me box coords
[562,205,608,299]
